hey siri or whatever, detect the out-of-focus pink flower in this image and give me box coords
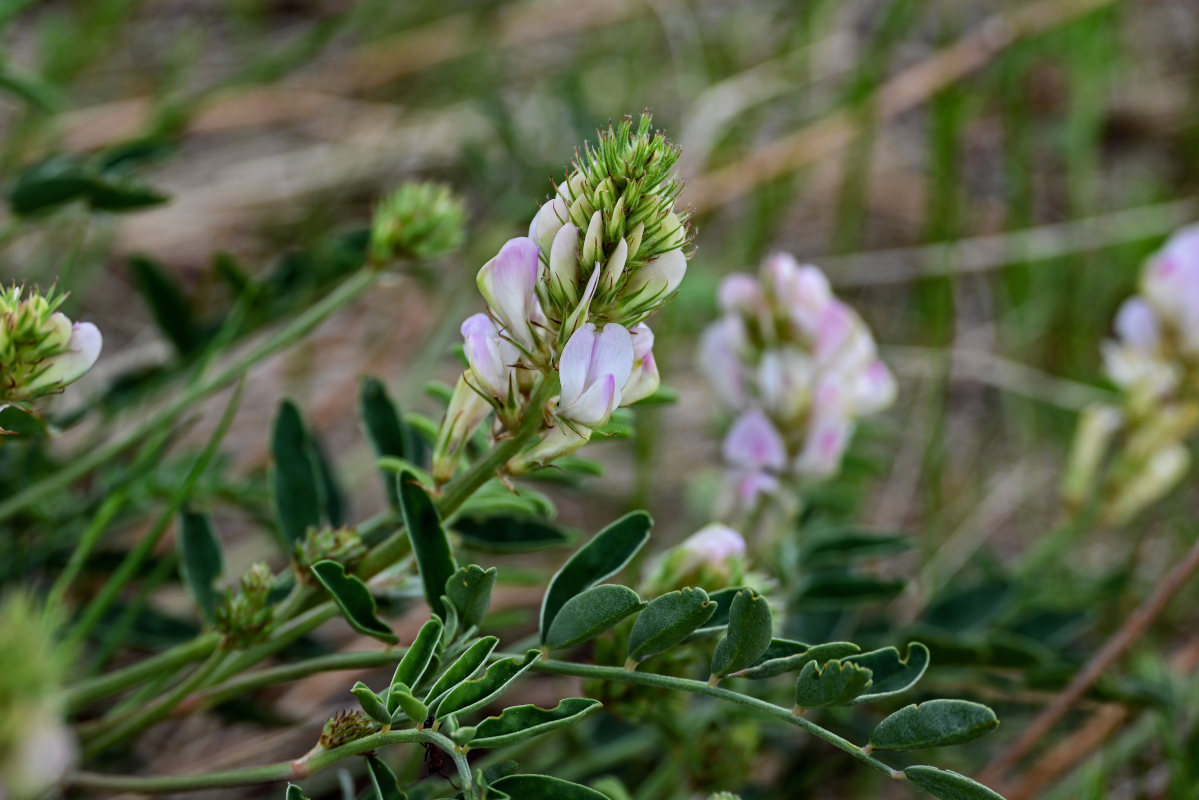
[556,323,634,426]
[852,359,897,415]
[679,523,747,570]
[1114,298,1161,351]
[794,413,854,479]
[718,273,765,316]
[723,409,787,474]
[476,237,543,352]
[698,317,749,409]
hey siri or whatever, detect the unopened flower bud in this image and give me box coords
[1,285,102,405]
[319,709,376,750]
[294,526,366,575]
[432,374,493,484]
[369,182,465,264]
[214,563,276,648]
[644,523,747,594]
[1062,404,1123,511]
[476,237,544,354]
[508,424,591,474]
[461,313,518,401]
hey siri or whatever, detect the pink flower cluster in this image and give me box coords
[700,254,895,511]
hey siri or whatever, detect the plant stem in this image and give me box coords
[65,728,462,794]
[64,633,221,712]
[527,658,900,778]
[0,268,379,523]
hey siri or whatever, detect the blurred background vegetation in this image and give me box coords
[4,0,1199,798]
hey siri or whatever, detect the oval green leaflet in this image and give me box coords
[435,649,541,719]
[710,588,773,678]
[793,660,873,708]
[844,642,930,704]
[870,699,1000,751]
[540,511,652,643]
[398,470,457,620]
[388,618,443,709]
[465,698,602,749]
[487,774,609,800]
[737,640,860,679]
[902,766,1006,800]
[627,587,715,662]
[423,635,498,707]
[444,564,497,631]
[310,560,397,644]
[544,584,644,650]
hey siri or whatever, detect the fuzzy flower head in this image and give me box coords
[530,112,690,332]
[0,285,101,406]
[700,255,894,502]
[369,181,465,264]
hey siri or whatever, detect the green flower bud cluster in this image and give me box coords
[530,112,690,333]
[319,709,375,749]
[293,526,366,577]
[214,563,276,648]
[1,284,102,405]
[369,181,466,265]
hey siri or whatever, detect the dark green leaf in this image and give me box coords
[399,471,457,620]
[86,176,170,211]
[435,650,540,719]
[360,377,411,509]
[845,642,931,704]
[389,619,443,708]
[469,698,602,749]
[903,766,1006,800]
[0,405,46,436]
[445,565,497,630]
[482,761,519,784]
[178,510,223,620]
[540,511,652,643]
[544,585,644,650]
[793,660,873,708]
[311,436,344,527]
[129,255,200,355]
[0,63,60,112]
[628,587,715,662]
[795,572,905,610]
[424,636,498,705]
[453,515,571,553]
[310,560,397,644]
[801,527,912,567]
[710,589,773,678]
[739,640,860,679]
[365,755,408,800]
[387,683,428,724]
[272,400,323,546]
[870,700,1000,751]
[94,137,175,172]
[688,587,745,637]
[8,157,93,215]
[285,784,310,800]
[488,775,608,800]
[351,681,392,725]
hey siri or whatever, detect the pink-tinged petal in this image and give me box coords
[548,222,579,299]
[476,237,541,350]
[718,273,763,315]
[32,322,102,392]
[735,470,780,508]
[853,359,897,415]
[589,323,635,393]
[722,409,787,472]
[461,312,497,339]
[1114,298,1160,350]
[558,323,597,407]
[680,523,747,565]
[629,323,655,359]
[559,372,618,426]
[794,414,854,478]
[622,350,660,406]
[813,301,854,361]
[531,197,569,253]
[756,348,813,421]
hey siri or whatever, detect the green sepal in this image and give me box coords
[902,766,1006,800]
[627,587,715,662]
[435,650,541,719]
[351,681,393,725]
[272,400,324,546]
[423,636,498,705]
[386,682,428,724]
[544,585,644,650]
[178,509,224,621]
[445,565,497,630]
[488,775,608,800]
[844,642,930,704]
[540,511,652,643]
[739,640,860,679]
[793,660,873,708]
[869,699,1000,751]
[710,589,773,678]
[388,618,443,711]
[310,560,397,644]
[398,470,457,620]
[365,754,408,800]
[469,698,602,749]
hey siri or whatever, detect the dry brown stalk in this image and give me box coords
[684,0,1118,212]
[980,536,1199,790]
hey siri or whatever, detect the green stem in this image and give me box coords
[0,268,379,523]
[528,658,901,779]
[65,728,462,794]
[188,650,405,711]
[64,634,221,713]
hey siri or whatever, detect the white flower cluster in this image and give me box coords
[699,254,895,514]
[433,115,688,482]
[1,285,101,407]
[1067,225,1199,522]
